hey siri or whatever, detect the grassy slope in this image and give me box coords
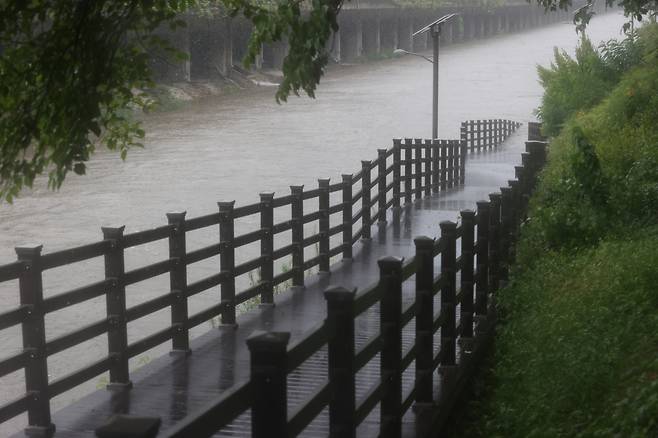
[457,25,658,438]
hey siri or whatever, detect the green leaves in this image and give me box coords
[0,0,343,201]
[0,1,193,202]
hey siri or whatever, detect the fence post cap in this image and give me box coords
[393,138,402,146]
[259,192,275,200]
[290,185,304,194]
[323,285,356,302]
[440,220,457,232]
[101,226,126,238]
[377,256,404,272]
[500,186,512,194]
[413,235,435,248]
[460,209,476,219]
[317,178,330,186]
[489,192,502,201]
[15,245,43,258]
[361,160,371,167]
[377,148,387,154]
[217,200,236,210]
[246,331,290,352]
[341,173,353,181]
[95,415,161,438]
[166,211,187,221]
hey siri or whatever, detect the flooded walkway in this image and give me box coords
[22,128,529,437]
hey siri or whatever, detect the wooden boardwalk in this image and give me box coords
[10,130,528,438]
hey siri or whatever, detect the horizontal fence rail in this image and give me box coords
[96,134,548,437]
[460,119,521,152]
[0,119,521,436]
[0,120,512,435]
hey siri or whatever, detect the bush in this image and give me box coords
[477,229,658,438]
[457,23,658,438]
[535,37,618,137]
[523,24,658,251]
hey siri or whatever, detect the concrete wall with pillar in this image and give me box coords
[338,13,363,60]
[362,16,381,56]
[397,15,413,51]
[151,3,585,82]
[189,17,233,79]
[380,16,398,53]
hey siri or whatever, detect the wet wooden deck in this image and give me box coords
[19,131,526,438]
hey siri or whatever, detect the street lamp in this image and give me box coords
[398,14,458,139]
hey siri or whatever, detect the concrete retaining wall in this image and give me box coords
[152,3,582,82]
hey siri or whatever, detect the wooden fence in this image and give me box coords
[96,136,549,438]
[460,119,522,152]
[0,120,520,436]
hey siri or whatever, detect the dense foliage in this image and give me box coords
[0,0,341,202]
[458,23,658,437]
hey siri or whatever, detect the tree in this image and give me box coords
[0,0,341,202]
[0,0,654,202]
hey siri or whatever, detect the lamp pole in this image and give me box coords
[432,25,439,139]
[406,14,456,140]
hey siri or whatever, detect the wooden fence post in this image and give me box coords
[95,415,161,438]
[318,180,331,273]
[247,331,290,438]
[361,161,372,239]
[460,139,467,185]
[393,139,402,208]
[476,120,482,152]
[423,139,432,196]
[499,187,513,281]
[439,221,457,367]
[459,210,476,344]
[520,153,532,209]
[439,221,458,396]
[377,149,387,223]
[342,174,353,259]
[488,193,502,294]
[403,138,413,204]
[290,185,305,288]
[451,141,459,187]
[218,201,237,327]
[431,139,440,193]
[475,202,490,327]
[166,212,190,354]
[414,237,434,406]
[378,256,403,438]
[16,245,55,437]
[507,179,521,260]
[440,141,448,192]
[414,138,423,200]
[324,286,356,438]
[102,227,132,389]
[260,192,275,303]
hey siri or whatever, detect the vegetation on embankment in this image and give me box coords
[456,23,658,437]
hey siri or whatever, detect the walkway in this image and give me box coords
[18,130,526,438]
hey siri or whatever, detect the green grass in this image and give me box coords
[468,230,658,437]
[455,23,658,438]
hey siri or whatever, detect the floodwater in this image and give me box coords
[0,11,626,435]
